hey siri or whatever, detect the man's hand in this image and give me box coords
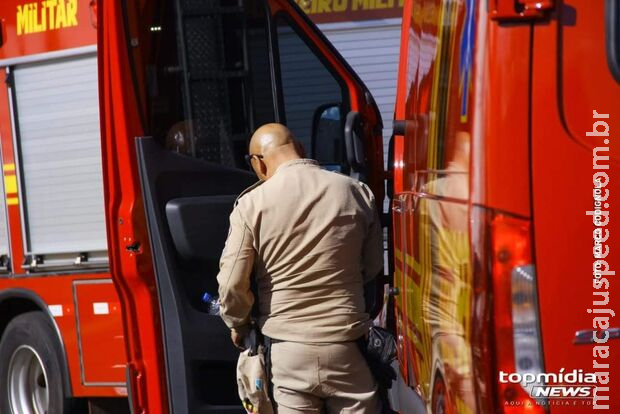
[231,328,247,350]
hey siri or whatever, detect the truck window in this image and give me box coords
[275,14,347,168]
[124,0,350,171]
[124,0,278,169]
[9,54,108,270]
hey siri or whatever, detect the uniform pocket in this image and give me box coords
[271,342,320,393]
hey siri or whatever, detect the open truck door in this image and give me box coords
[99,0,384,413]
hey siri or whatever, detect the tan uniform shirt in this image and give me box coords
[217,159,383,343]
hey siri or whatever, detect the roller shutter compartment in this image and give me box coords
[12,53,107,269]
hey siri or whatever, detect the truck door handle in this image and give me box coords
[574,328,620,344]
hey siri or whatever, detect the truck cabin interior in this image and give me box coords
[121,0,370,412]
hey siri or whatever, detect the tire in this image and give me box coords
[0,311,74,414]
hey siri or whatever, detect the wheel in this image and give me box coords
[0,311,74,414]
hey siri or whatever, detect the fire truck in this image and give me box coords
[0,1,618,414]
[0,0,130,413]
[0,0,385,412]
[389,0,619,413]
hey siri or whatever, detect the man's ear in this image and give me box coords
[259,159,268,177]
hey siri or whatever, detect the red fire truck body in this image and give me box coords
[391,0,619,413]
[0,0,128,409]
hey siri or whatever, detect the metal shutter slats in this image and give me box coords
[13,54,107,256]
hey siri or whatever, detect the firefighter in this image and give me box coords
[217,123,383,413]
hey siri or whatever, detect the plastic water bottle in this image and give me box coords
[201,292,220,315]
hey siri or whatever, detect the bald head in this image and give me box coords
[248,123,304,180]
[249,123,295,154]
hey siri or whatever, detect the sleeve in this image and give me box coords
[216,207,256,331]
[361,187,384,283]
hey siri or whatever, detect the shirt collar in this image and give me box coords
[274,158,319,175]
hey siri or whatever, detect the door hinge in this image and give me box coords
[491,0,554,21]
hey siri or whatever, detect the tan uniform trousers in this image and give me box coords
[270,341,381,414]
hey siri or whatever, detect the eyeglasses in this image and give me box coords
[244,154,264,167]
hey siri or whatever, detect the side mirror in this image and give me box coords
[311,103,344,171]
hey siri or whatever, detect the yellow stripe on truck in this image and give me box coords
[4,174,18,194]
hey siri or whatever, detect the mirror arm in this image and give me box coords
[344,111,365,172]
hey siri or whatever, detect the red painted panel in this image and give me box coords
[74,280,127,385]
[0,0,97,60]
[99,0,170,411]
[531,1,620,412]
[476,17,531,218]
[0,274,126,397]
